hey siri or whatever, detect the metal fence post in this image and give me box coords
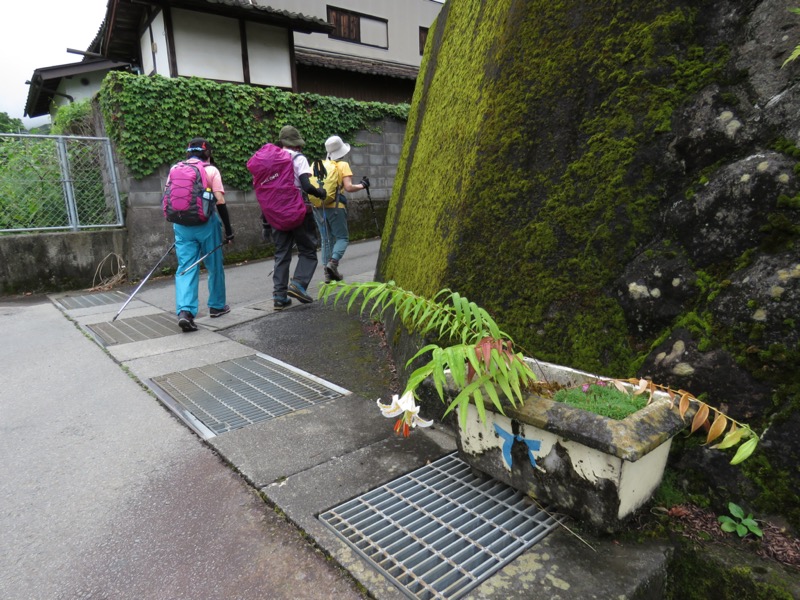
[103,138,124,224]
[55,136,79,231]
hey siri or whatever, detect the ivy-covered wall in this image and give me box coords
[99,72,409,190]
[97,73,407,278]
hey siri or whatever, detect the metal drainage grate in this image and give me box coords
[86,312,180,346]
[320,453,564,600]
[56,291,130,310]
[148,353,349,438]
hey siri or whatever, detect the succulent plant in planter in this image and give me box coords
[319,280,760,530]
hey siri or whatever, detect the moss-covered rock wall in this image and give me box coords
[378,0,800,529]
[381,0,731,372]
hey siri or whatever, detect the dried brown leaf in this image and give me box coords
[679,393,691,419]
[691,403,710,434]
[706,412,728,445]
[633,378,649,396]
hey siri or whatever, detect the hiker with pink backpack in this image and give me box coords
[162,138,234,332]
[247,126,326,310]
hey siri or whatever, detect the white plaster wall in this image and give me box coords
[54,71,112,112]
[154,13,170,76]
[246,23,292,88]
[140,31,155,76]
[360,18,388,48]
[267,0,442,65]
[173,9,244,82]
[144,11,170,77]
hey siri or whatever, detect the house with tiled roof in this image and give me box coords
[274,0,444,103]
[25,0,443,119]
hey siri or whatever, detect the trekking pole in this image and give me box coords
[178,241,226,276]
[364,186,380,237]
[313,159,331,266]
[112,242,175,322]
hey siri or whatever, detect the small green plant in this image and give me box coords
[718,502,763,538]
[553,380,648,419]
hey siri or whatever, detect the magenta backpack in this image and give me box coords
[163,160,214,225]
[247,144,306,232]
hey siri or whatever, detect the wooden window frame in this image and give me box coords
[327,6,388,49]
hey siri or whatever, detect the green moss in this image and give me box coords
[553,383,648,419]
[668,545,796,600]
[379,0,729,376]
[777,194,800,209]
[760,213,800,252]
[740,453,800,530]
[378,0,799,528]
[653,469,689,507]
[771,136,800,160]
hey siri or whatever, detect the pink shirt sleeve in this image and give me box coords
[204,165,225,194]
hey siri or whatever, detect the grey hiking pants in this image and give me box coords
[271,210,318,298]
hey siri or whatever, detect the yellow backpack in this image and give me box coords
[311,159,343,208]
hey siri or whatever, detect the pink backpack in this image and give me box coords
[163,160,213,225]
[246,144,306,232]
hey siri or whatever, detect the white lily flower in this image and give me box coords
[377,390,417,417]
[411,413,434,429]
[376,390,433,436]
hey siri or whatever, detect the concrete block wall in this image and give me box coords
[349,118,404,203]
[0,230,126,295]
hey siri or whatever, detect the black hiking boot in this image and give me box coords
[178,310,198,332]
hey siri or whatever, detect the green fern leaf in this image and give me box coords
[783,45,800,68]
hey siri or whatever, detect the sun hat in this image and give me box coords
[279,125,305,148]
[325,135,351,160]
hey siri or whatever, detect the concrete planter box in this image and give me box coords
[455,360,687,532]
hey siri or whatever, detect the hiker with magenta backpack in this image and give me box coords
[311,136,369,282]
[247,126,326,310]
[163,137,234,332]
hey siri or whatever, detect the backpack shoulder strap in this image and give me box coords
[312,158,327,182]
[329,160,343,194]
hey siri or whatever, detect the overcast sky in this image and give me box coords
[0,0,108,129]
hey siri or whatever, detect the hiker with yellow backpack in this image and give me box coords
[311,136,369,282]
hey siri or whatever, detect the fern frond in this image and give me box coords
[319,280,502,344]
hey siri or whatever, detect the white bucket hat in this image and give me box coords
[325,135,351,160]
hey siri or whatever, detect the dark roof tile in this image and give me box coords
[295,48,419,80]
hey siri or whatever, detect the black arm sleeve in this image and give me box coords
[216,203,233,236]
[299,173,325,198]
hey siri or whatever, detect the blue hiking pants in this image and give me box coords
[174,214,226,317]
[312,206,349,265]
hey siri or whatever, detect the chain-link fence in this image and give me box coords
[0,134,123,232]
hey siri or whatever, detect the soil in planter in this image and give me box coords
[552,382,648,420]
